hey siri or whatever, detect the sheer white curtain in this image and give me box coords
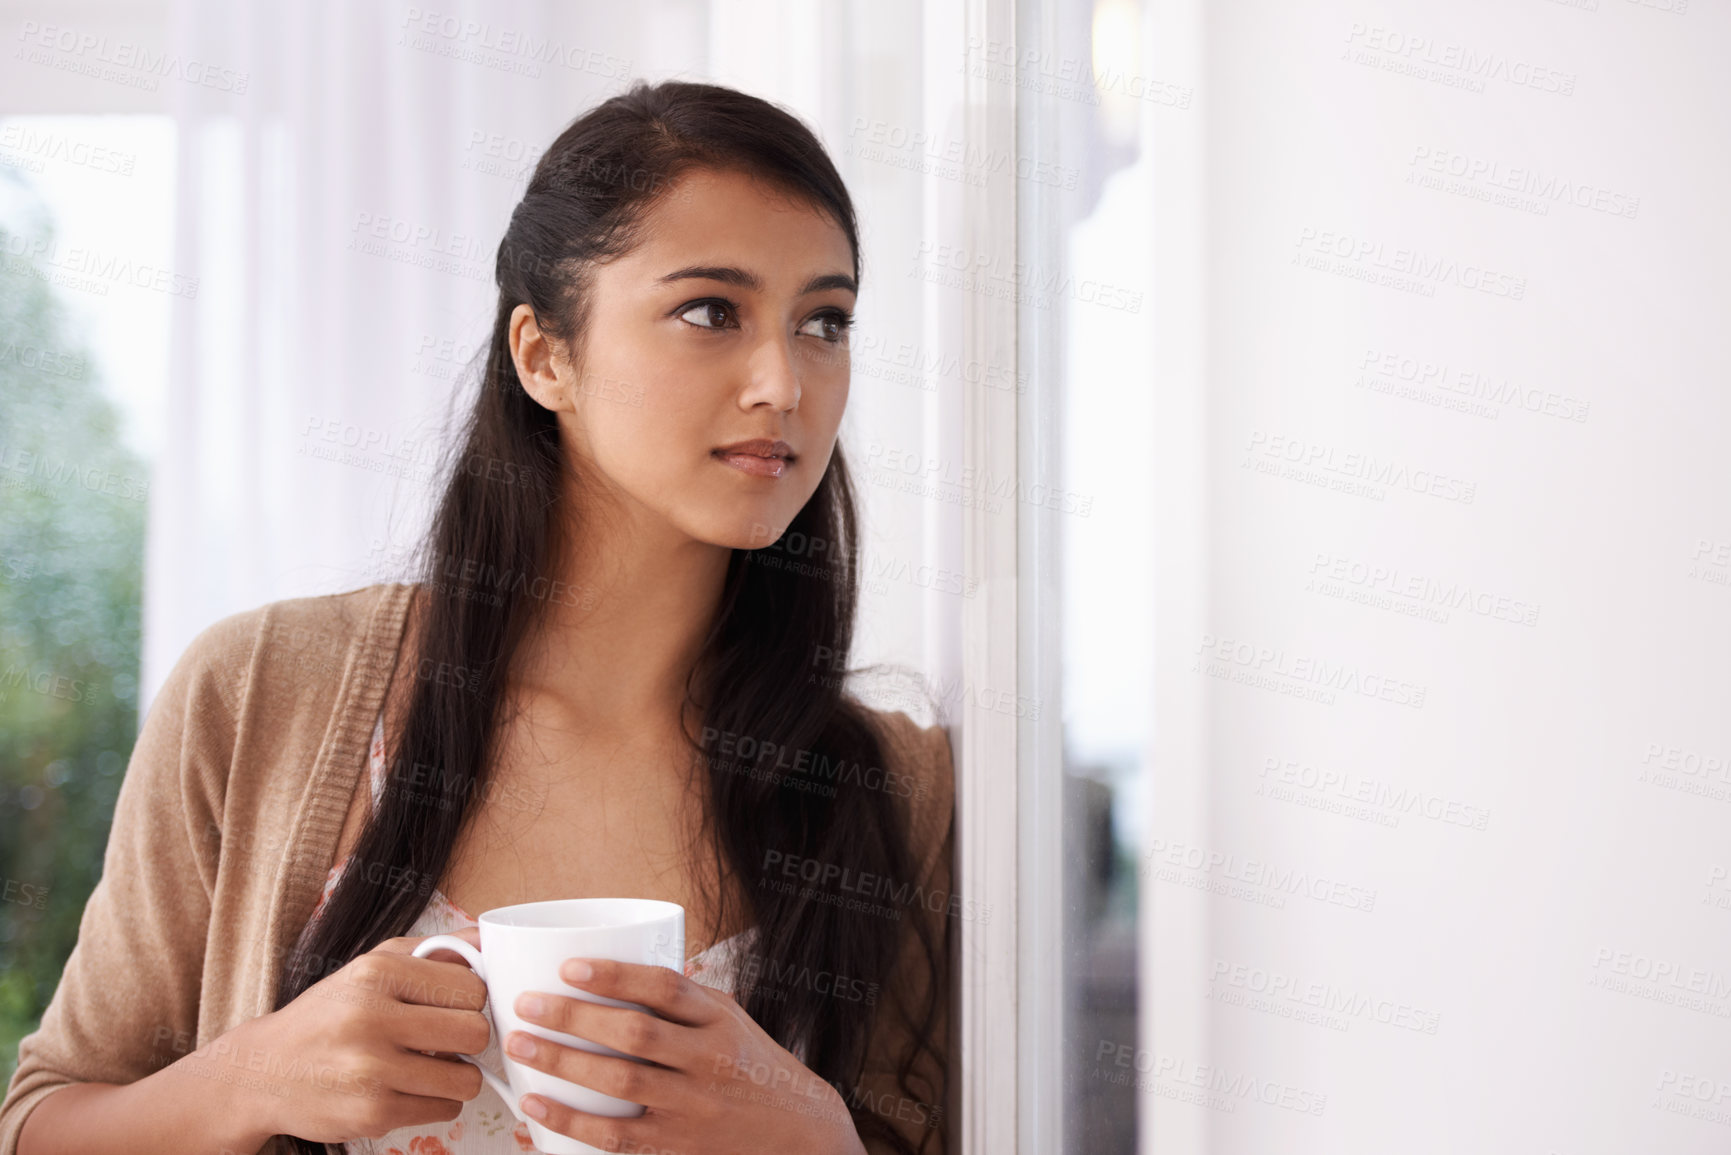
[144,0,967,718]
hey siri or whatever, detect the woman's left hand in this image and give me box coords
[501,957,868,1155]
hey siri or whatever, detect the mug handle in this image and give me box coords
[410,934,523,1122]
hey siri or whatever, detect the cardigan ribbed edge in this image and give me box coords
[257,581,414,1021]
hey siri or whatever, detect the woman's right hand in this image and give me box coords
[206,928,494,1144]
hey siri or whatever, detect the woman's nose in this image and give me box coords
[738,336,802,411]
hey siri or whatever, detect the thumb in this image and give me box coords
[420,925,484,964]
[373,925,484,962]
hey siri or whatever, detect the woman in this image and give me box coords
[0,80,952,1155]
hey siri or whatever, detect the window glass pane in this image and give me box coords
[0,113,172,1087]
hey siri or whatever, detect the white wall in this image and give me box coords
[1147,0,1731,1150]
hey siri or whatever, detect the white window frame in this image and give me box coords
[953,1,1052,1152]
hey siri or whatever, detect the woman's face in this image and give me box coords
[510,165,856,552]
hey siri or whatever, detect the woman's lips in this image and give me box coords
[712,439,794,479]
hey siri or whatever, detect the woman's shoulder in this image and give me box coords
[853,701,955,876]
[201,579,412,650]
[145,582,416,753]
[166,581,414,689]
[855,702,952,778]
[138,582,417,843]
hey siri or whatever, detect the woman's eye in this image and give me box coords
[798,312,852,342]
[678,300,734,330]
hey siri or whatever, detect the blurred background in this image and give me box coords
[5,0,1728,1153]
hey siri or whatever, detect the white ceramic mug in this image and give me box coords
[410,897,685,1155]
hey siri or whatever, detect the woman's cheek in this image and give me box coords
[809,368,850,436]
[591,383,684,459]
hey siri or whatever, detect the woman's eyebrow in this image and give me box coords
[657,265,857,296]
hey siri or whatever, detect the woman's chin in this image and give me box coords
[696,516,796,551]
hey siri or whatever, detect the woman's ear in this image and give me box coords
[508,303,569,413]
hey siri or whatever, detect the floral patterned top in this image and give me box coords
[310,713,760,1155]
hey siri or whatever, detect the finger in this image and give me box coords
[519,1091,666,1152]
[504,1029,680,1110]
[558,959,719,1028]
[337,952,488,1012]
[394,957,491,1011]
[513,990,696,1069]
[372,1087,471,1130]
[369,927,482,956]
[411,927,485,966]
[363,933,480,970]
[384,1048,489,1105]
[387,1002,494,1058]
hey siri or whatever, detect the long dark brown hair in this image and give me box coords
[271,80,943,1153]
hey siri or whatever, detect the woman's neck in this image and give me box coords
[511,500,731,737]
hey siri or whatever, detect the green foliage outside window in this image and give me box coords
[0,213,147,1088]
